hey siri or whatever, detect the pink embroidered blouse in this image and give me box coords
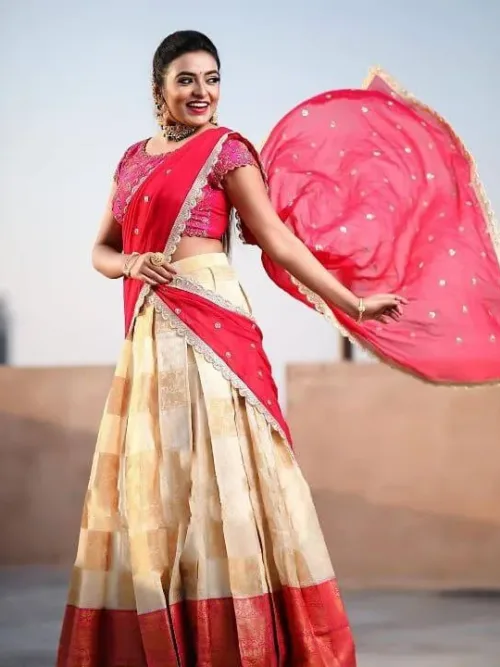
[112,137,258,239]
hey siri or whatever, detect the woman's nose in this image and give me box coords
[193,80,207,97]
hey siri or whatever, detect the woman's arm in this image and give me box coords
[224,165,406,321]
[91,182,176,284]
[224,166,362,317]
[91,183,130,279]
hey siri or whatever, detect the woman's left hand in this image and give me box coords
[129,252,177,286]
[362,293,408,323]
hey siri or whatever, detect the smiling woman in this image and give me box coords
[55,27,500,667]
[152,39,221,137]
[56,29,365,667]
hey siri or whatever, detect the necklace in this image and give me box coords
[163,123,197,142]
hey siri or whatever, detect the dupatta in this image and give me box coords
[256,68,500,385]
[122,127,291,443]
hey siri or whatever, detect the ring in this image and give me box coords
[150,252,165,267]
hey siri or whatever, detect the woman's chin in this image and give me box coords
[182,113,212,127]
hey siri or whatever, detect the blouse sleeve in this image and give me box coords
[210,138,259,189]
[113,149,128,183]
[113,141,143,183]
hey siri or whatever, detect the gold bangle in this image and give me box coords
[123,252,140,277]
[356,297,366,323]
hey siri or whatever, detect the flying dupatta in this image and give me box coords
[254,68,500,385]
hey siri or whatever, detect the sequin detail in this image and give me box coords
[112,141,163,223]
[209,138,258,190]
[113,137,257,240]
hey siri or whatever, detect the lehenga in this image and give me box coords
[57,69,500,667]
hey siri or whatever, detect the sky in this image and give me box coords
[1,0,499,396]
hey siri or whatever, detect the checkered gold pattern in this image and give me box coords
[67,254,335,616]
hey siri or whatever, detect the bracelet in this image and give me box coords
[356,297,366,323]
[123,252,140,278]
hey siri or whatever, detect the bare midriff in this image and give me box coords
[171,236,224,262]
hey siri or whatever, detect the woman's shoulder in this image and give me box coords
[210,130,260,188]
[221,128,256,149]
[113,138,149,181]
[119,138,148,161]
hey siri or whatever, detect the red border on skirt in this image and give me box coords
[57,579,356,666]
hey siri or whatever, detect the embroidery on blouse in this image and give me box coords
[182,185,222,239]
[112,141,164,223]
[231,143,269,245]
[182,138,259,238]
[129,133,231,333]
[164,134,230,260]
[209,138,258,189]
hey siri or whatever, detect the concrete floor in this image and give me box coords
[0,568,499,666]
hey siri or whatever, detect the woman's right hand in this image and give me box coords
[128,252,177,286]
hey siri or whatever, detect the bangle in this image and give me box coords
[356,297,366,323]
[123,252,140,277]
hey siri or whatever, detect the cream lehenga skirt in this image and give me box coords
[57,253,355,667]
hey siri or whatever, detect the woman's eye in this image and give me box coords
[178,78,192,85]
[207,77,220,85]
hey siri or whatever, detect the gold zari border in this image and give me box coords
[128,134,231,334]
[169,276,256,322]
[363,66,500,264]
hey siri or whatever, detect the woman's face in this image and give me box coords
[162,50,220,128]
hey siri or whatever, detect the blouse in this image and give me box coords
[112,137,258,239]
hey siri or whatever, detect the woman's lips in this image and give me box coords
[186,102,210,116]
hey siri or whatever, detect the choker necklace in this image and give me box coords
[163,123,197,142]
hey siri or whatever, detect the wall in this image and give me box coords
[287,362,500,590]
[0,367,113,564]
[1,363,499,590]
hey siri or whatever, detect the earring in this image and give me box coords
[211,109,219,126]
[155,103,164,130]
[152,84,166,130]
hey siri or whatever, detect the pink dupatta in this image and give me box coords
[255,68,500,385]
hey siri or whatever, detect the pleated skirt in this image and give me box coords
[57,253,356,667]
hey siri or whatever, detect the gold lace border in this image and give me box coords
[130,133,231,332]
[264,67,500,388]
[147,293,288,442]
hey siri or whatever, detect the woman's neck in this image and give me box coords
[146,124,216,156]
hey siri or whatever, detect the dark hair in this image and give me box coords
[152,30,220,88]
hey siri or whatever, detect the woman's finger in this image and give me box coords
[139,268,161,285]
[163,262,177,275]
[150,265,174,282]
[146,254,177,275]
[147,257,175,278]
[146,263,171,281]
[141,275,158,286]
[142,266,169,284]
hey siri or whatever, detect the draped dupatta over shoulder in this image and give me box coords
[255,68,500,386]
[121,127,291,443]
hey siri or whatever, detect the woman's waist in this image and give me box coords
[171,237,224,264]
[165,252,252,315]
[171,251,230,275]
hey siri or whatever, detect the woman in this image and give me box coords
[57,30,500,667]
